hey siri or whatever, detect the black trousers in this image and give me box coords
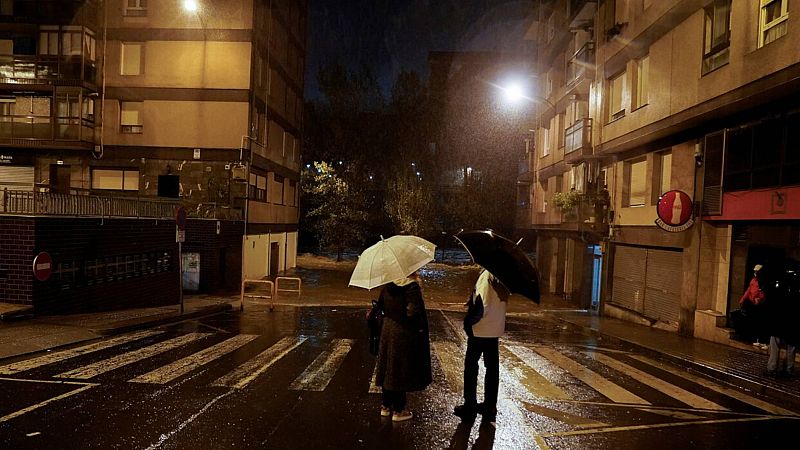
[464,336,499,412]
[382,389,406,411]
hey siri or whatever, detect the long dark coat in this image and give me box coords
[375,281,432,392]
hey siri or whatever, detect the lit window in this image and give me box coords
[38,26,59,55]
[62,26,82,56]
[542,127,551,157]
[633,55,649,109]
[702,0,731,74]
[624,157,647,207]
[759,0,788,47]
[121,43,142,75]
[125,0,147,17]
[92,168,139,191]
[653,151,672,202]
[120,101,143,133]
[608,71,625,122]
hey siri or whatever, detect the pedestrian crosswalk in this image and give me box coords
[0,329,795,419]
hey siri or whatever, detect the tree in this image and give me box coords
[384,170,435,236]
[301,161,369,261]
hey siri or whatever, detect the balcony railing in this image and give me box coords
[1,189,178,219]
[0,114,95,143]
[564,118,592,164]
[0,54,97,85]
[566,41,595,88]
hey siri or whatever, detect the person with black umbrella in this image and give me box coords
[453,268,510,424]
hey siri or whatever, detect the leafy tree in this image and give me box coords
[384,170,435,237]
[301,161,369,261]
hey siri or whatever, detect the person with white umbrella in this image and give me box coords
[349,235,435,422]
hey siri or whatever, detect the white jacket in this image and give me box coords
[471,270,509,338]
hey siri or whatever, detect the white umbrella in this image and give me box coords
[349,235,436,289]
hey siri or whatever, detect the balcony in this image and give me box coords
[564,118,592,164]
[1,190,178,219]
[0,55,97,87]
[566,41,595,88]
[0,114,95,148]
[569,0,597,30]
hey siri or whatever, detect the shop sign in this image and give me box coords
[655,190,695,232]
[0,152,34,165]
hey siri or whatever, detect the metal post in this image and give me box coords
[179,241,184,314]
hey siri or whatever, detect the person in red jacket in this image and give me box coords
[740,264,767,349]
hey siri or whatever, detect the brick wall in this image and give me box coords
[184,219,244,294]
[0,216,35,306]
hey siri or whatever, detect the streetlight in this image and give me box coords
[183,0,199,13]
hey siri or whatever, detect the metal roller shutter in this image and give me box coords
[643,249,682,323]
[0,166,34,191]
[611,245,646,313]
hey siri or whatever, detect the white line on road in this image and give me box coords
[130,334,259,385]
[628,354,797,416]
[369,363,381,394]
[289,339,354,391]
[0,383,97,424]
[0,330,164,375]
[144,390,234,450]
[55,333,210,380]
[589,352,727,411]
[431,340,466,395]
[533,346,649,405]
[212,336,307,389]
[505,345,571,401]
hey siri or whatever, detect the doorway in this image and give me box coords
[269,242,280,279]
[49,164,70,194]
[589,245,602,311]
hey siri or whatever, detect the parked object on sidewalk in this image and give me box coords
[453,229,540,303]
[348,235,436,290]
[766,260,800,376]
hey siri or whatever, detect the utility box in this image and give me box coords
[182,252,200,292]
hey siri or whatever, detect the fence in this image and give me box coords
[1,189,178,219]
[240,279,275,311]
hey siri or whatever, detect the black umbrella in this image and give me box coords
[454,229,541,303]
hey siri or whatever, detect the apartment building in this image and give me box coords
[0,0,306,310]
[522,0,800,343]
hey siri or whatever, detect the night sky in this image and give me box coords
[304,0,533,100]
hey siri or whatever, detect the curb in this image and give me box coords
[92,303,234,336]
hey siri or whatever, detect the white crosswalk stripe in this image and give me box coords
[0,330,164,375]
[212,336,307,389]
[289,339,353,391]
[55,333,211,380]
[130,334,259,385]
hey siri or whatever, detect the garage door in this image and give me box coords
[611,245,682,324]
[0,166,34,191]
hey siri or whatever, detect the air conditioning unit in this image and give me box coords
[231,164,246,181]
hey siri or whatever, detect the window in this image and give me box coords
[608,71,625,122]
[273,174,285,204]
[0,0,12,16]
[653,150,672,202]
[633,55,649,109]
[39,27,59,55]
[125,0,147,17]
[120,43,142,75]
[92,168,139,191]
[61,26,82,56]
[120,101,143,133]
[624,157,647,207]
[541,127,551,157]
[759,0,788,47]
[0,97,14,116]
[249,173,267,202]
[702,0,731,74]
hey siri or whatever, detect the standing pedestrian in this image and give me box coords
[740,264,768,349]
[374,271,432,422]
[767,264,799,377]
[454,269,510,424]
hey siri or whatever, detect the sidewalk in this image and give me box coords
[1,274,798,405]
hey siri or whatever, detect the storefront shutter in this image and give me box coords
[611,245,647,313]
[643,248,682,324]
[0,165,34,191]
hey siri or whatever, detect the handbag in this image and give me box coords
[367,299,383,356]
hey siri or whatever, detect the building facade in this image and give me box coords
[0,0,306,310]
[521,0,800,343]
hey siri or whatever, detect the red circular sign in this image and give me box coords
[32,252,52,282]
[656,190,693,227]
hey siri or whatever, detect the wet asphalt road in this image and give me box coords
[0,306,798,449]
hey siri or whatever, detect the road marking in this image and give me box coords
[0,330,164,375]
[635,407,705,420]
[533,346,649,405]
[431,340,465,395]
[589,352,727,411]
[143,390,235,450]
[369,363,381,393]
[212,336,307,389]
[505,345,570,400]
[0,382,97,424]
[439,310,465,343]
[55,333,210,380]
[523,402,608,428]
[289,339,353,391]
[129,334,259,384]
[629,354,798,416]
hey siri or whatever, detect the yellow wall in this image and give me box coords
[107,0,253,30]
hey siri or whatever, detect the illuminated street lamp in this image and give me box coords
[183,0,199,12]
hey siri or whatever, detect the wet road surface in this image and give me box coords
[0,305,798,449]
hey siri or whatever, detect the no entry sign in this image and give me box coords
[32,252,52,281]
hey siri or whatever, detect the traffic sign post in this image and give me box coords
[176,206,186,314]
[32,252,52,282]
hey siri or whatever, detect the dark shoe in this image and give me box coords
[453,404,477,421]
[476,403,497,423]
[766,370,778,377]
[782,369,793,378]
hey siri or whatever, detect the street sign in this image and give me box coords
[176,206,186,243]
[32,252,52,281]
